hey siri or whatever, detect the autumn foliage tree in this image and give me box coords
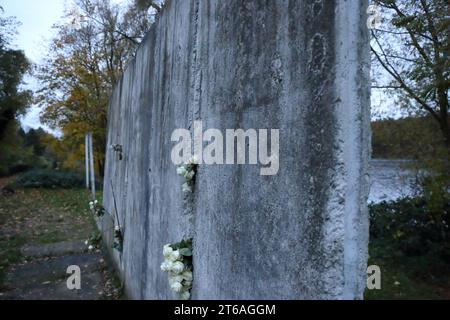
[371,0,449,217]
[0,7,33,176]
[371,0,449,148]
[37,0,157,176]
[0,7,31,140]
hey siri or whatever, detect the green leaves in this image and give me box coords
[179,248,192,257]
[168,238,193,264]
[370,196,450,257]
[392,15,416,28]
[0,11,31,141]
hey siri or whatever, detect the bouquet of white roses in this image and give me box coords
[160,238,193,300]
[176,156,199,193]
[113,225,124,253]
[89,200,105,217]
[85,232,102,251]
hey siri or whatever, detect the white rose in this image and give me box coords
[169,275,183,285]
[180,291,190,300]
[176,166,187,176]
[170,281,183,293]
[88,245,94,251]
[85,240,89,245]
[188,155,199,165]
[168,250,181,262]
[94,200,98,204]
[160,261,171,272]
[170,261,185,274]
[184,170,195,181]
[181,270,193,282]
[163,244,173,258]
[115,225,120,232]
[182,183,192,193]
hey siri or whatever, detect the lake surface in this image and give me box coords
[369,159,418,204]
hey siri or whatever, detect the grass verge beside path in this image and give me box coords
[0,176,97,290]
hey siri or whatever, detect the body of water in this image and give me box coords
[369,159,418,204]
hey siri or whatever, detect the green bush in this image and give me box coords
[14,170,85,189]
[370,197,450,259]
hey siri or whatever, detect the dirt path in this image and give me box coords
[0,178,121,300]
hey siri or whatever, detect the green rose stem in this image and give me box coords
[110,180,122,231]
[110,180,124,254]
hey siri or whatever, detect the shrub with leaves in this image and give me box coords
[370,197,450,258]
[15,170,85,189]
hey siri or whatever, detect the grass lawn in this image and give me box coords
[0,176,98,290]
[365,243,450,299]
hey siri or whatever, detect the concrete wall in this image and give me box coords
[101,0,370,300]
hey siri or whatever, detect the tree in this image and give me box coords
[0,8,31,140]
[371,0,449,148]
[371,0,449,217]
[23,128,48,156]
[37,0,154,177]
[0,7,33,176]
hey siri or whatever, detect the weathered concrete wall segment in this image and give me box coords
[101,0,370,300]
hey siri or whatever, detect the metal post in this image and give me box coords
[85,134,90,189]
[88,132,96,200]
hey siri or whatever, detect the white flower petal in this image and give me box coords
[189,155,199,165]
[182,270,193,282]
[170,281,183,293]
[163,244,173,258]
[170,261,185,274]
[168,250,181,262]
[182,183,192,193]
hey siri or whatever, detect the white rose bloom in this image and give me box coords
[94,200,98,204]
[189,155,199,165]
[85,240,89,245]
[168,250,181,262]
[170,281,183,293]
[160,261,171,272]
[184,170,195,181]
[166,261,176,272]
[163,244,173,258]
[114,225,120,232]
[176,166,187,176]
[182,270,193,282]
[168,275,183,285]
[182,183,192,193]
[180,291,190,300]
[170,261,185,274]
[88,245,94,251]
